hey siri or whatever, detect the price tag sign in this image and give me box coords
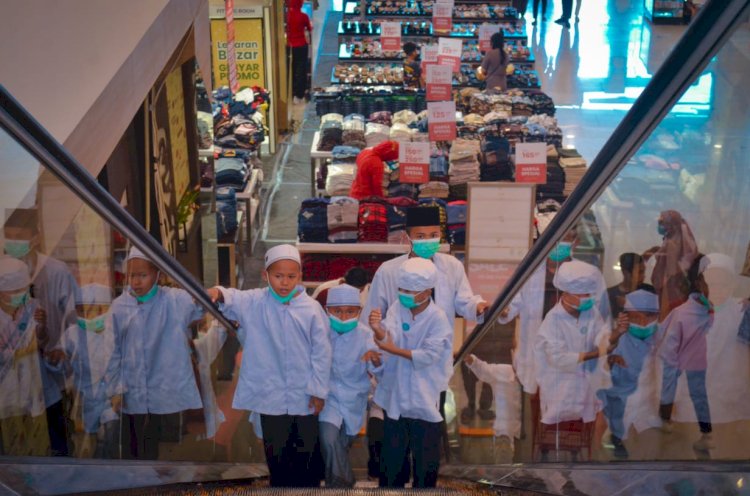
[515,143,548,184]
[428,101,457,141]
[426,64,453,101]
[380,22,402,52]
[433,1,454,33]
[478,23,500,52]
[438,37,463,73]
[398,142,430,183]
[421,44,439,73]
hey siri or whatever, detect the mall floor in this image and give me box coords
[224,0,750,471]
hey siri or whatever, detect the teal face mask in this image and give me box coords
[628,321,657,340]
[698,293,713,311]
[548,241,572,263]
[269,285,296,304]
[385,160,399,171]
[411,238,441,259]
[131,283,158,304]
[576,296,595,312]
[78,316,106,333]
[657,224,667,236]
[399,291,425,309]
[4,240,31,259]
[8,290,29,309]
[329,315,358,334]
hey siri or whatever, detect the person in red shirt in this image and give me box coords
[287,0,312,104]
[350,141,399,200]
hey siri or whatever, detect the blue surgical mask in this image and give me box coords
[548,241,572,263]
[411,237,441,259]
[398,291,425,309]
[657,224,667,236]
[78,315,106,333]
[8,290,29,309]
[329,315,358,334]
[575,296,595,312]
[4,239,31,259]
[628,321,657,340]
[269,285,296,304]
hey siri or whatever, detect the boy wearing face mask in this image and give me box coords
[61,283,119,458]
[369,258,453,488]
[207,244,332,487]
[596,289,659,459]
[0,256,55,455]
[319,284,381,487]
[105,247,205,460]
[534,260,610,429]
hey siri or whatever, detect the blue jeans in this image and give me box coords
[319,421,356,488]
[660,364,712,433]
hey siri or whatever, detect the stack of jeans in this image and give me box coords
[215,157,248,191]
[216,187,239,239]
[298,198,330,242]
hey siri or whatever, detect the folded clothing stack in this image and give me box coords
[301,254,330,282]
[419,181,449,199]
[343,114,367,149]
[393,109,418,126]
[447,200,467,245]
[326,163,357,197]
[418,198,448,242]
[528,91,556,116]
[387,181,418,199]
[328,256,360,279]
[511,95,534,116]
[328,196,359,243]
[365,122,391,147]
[449,138,481,184]
[216,187,239,239]
[389,122,411,141]
[358,197,389,242]
[480,135,513,182]
[386,196,418,244]
[215,156,248,191]
[368,111,392,126]
[298,198,330,242]
[319,114,344,151]
[558,147,587,196]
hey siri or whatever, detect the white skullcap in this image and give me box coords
[553,260,600,294]
[397,258,437,292]
[126,246,151,263]
[0,256,30,291]
[624,289,659,313]
[75,283,113,306]
[699,253,736,275]
[327,284,361,307]
[264,244,301,269]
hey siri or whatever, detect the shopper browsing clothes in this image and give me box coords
[287,0,312,104]
[350,141,399,200]
[207,244,332,487]
[402,42,424,90]
[369,258,453,488]
[477,32,513,92]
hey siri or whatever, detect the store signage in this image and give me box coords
[398,142,430,183]
[478,23,500,52]
[225,0,239,94]
[211,17,266,89]
[433,1,454,33]
[380,22,402,52]
[437,38,462,73]
[428,101,457,141]
[425,64,453,101]
[421,44,439,73]
[515,142,548,184]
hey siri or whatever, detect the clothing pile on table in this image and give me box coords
[358,197,389,242]
[318,113,344,151]
[449,138,481,185]
[480,135,513,181]
[558,147,587,196]
[419,181,450,199]
[216,187,239,240]
[446,201,467,246]
[342,114,367,149]
[326,163,357,196]
[536,145,566,203]
[327,196,360,243]
[212,86,268,152]
[366,122,390,147]
[301,253,393,282]
[298,198,330,242]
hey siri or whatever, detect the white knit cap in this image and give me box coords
[553,260,600,294]
[397,258,437,292]
[326,284,361,307]
[264,244,301,269]
[0,256,30,291]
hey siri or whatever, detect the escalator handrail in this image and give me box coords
[0,86,237,334]
[454,0,749,365]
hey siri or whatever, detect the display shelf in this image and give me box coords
[298,242,450,254]
[337,44,535,66]
[337,21,526,39]
[343,0,518,21]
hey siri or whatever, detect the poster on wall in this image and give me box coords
[211,17,266,89]
[165,68,191,198]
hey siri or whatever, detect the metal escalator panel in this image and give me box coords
[451,0,750,466]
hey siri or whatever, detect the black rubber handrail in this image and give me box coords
[454,0,749,365]
[0,86,237,334]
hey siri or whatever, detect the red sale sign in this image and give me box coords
[478,23,500,52]
[432,2,453,33]
[515,143,548,184]
[421,45,438,73]
[380,22,401,52]
[426,64,453,101]
[437,37,462,73]
[428,101,457,141]
[398,142,430,183]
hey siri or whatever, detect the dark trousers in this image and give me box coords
[367,417,384,478]
[291,45,309,99]
[261,414,320,487]
[533,0,548,18]
[561,0,573,19]
[46,400,69,456]
[380,415,441,488]
[121,413,163,460]
[461,362,493,411]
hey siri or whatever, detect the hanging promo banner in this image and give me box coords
[426,64,453,101]
[421,44,439,73]
[438,37,462,73]
[428,101,457,141]
[211,18,266,89]
[515,142,548,184]
[478,23,500,52]
[225,0,239,94]
[380,22,402,52]
[433,1,454,34]
[399,142,430,183]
